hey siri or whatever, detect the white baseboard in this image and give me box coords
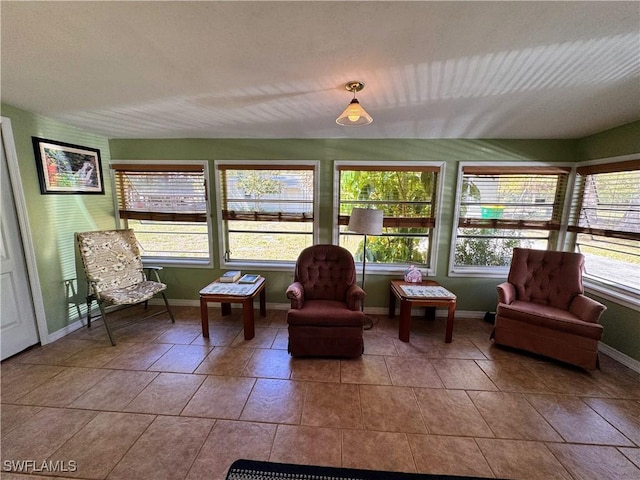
[47,318,86,342]
[50,299,639,374]
[598,342,640,374]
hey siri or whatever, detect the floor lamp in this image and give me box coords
[348,207,384,329]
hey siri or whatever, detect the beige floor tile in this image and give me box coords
[430,359,498,390]
[547,443,640,480]
[186,420,276,480]
[408,434,495,477]
[0,405,43,437]
[341,429,416,472]
[393,336,436,357]
[359,385,427,433]
[103,343,172,370]
[301,382,362,429]
[70,370,158,410]
[429,338,488,360]
[60,343,130,368]
[590,362,640,399]
[269,425,341,467]
[1,407,97,465]
[340,355,391,385]
[153,324,202,344]
[385,356,444,388]
[476,358,552,393]
[47,411,155,479]
[190,325,243,347]
[531,362,609,396]
[231,326,277,349]
[414,388,494,437]
[271,328,290,350]
[14,367,112,407]
[619,447,640,469]
[182,375,255,419]
[194,346,254,376]
[244,348,292,378]
[526,393,635,446]
[477,438,572,480]
[0,364,66,403]
[240,378,306,424]
[362,332,398,355]
[124,372,206,415]
[584,397,640,445]
[147,344,213,373]
[114,320,172,344]
[107,415,215,480]
[468,391,562,441]
[14,339,95,365]
[290,358,340,382]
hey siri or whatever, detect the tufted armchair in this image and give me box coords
[493,248,606,370]
[77,229,174,345]
[286,244,366,357]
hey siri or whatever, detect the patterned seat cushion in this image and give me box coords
[99,280,167,305]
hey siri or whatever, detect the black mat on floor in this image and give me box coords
[226,459,498,480]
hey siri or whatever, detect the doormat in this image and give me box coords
[226,459,499,480]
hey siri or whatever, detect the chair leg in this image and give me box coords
[86,295,93,328]
[98,302,116,346]
[161,292,175,323]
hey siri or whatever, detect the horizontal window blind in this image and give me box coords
[458,167,569,230]
[112,164,207,222]
[569,160,640,241]
[338,168,439,229]
[219,167,314,223]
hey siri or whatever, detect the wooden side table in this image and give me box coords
[389,279,457,343]
[199,277,266,340]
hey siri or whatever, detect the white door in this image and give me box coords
[1,127,40,359]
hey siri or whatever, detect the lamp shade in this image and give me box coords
[336,99,373,127]
[348,208,384,235]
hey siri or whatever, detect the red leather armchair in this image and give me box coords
[286,244,365,357]
[493,248,606,370]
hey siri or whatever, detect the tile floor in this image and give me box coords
[1,304,639,480]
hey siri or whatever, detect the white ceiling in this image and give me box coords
[2,1,639,139]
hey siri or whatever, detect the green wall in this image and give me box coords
[1,104,116,335]
[3,103,638,362]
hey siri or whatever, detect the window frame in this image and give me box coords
[333,160,446,276]
[568,154,640,309]
[448,161,573,277]
[214,160,320,270]
[110,159,213,267]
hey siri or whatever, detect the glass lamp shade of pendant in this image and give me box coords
[336,98,373,126]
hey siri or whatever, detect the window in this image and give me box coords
[451,164,570,274]
[335,162,443,273]
[216,162,318,265]
[569,158,640,295]
[111,161,211,265]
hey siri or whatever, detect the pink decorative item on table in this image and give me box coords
[404,265,422,283]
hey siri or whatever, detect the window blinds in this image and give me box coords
[569,160,640,241]
[112,163,207,222]
[458,166,570,231]
[218,165,314,222]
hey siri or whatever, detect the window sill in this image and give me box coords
[142,258,213,269]
[448,266,510,278]
[583,279,640,311]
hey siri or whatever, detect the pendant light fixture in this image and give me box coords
[336,81,373,127]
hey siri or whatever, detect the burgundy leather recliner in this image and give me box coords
[493,248,606,370]
[286,244,365,357]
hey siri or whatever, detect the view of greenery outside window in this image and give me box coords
[569,159,640,293]
[451,164,570,272]
[111,162,210,264]
[216,162,317,264]
[336,163,442,271]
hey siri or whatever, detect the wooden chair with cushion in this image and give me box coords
[286,244,365,357]
[76,229,174,345]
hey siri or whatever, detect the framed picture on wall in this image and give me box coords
[32,137,104,194]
